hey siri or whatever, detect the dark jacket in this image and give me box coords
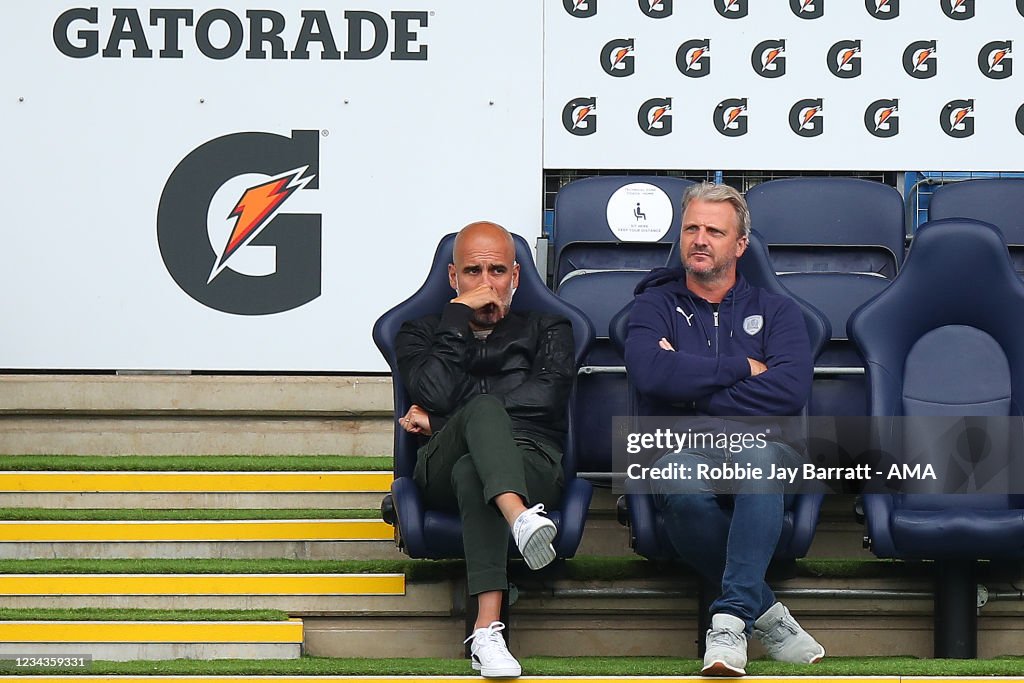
[396,302,575,449]
[625,267,812,419]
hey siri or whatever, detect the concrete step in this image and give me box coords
[0,519,402,560]
[0,619,302,661]
[0,471,392,510]
[0,374,394,456]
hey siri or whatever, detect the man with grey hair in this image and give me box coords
[625,183,824,676]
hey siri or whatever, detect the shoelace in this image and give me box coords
[707,627,745,649]
[464,621,506,646]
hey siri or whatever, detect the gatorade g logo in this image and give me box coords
[157,130,321,316]
[941,0,974,20]
[903,41,937,78]
[714,0,748,19]
[789,99,824,137]
[827,40,862,78]
[563,97,597,136]
[1016,103,1024,135]
[677,39,711,78]
[601,38,635,77]
[865,99,900,138]
[940,99,975,138]
[714,98,749,137]
[563,0,597,18]
[638,98,672,136]
[978,41,1012,80]
[790,0,824,19]
[866,0,899,19]
[640,0,672,18]
[752,40,786,78]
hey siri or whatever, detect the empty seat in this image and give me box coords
[552,176,695,285]
[850,218,1024,658]
[746,177,906,417]
[929,178,1024,274]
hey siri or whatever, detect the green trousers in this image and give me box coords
[414,394,564,595]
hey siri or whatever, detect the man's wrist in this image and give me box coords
[440,302,474,329]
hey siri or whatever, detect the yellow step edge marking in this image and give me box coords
[0,472,392,493]
[0,519,392,542]
[0,619,302,643]
[0,573,405,596]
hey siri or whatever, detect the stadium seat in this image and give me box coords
[556,270,647,477]
[550,176,695,479]
[746,177,905,417]
[372,233,594,563]
[552,176,696,285]
[928,178,1024,274]
[850,218,1024,658]
[612,230,828,563]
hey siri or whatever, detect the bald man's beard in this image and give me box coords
[470,302,510,329]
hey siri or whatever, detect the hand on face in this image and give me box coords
[451,283,505,319]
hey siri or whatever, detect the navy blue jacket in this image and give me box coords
[625,267,812,418]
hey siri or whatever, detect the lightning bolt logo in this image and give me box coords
[725,0,741,9]
[799,105,822,131]
[762,48,783,71]
[648,105,671,129]
[874,0,890,11]
[611,46,633,69]
[799,0,815,12]
[951,0,966,11]
[839,47,860,70]
[686,46,708,70]
[875,106,897,131]
[209,167,315,283]
[649,0,662,9]
[989,47,1011,72]
[725,105,746,127]
[914,47,936,71]
[573,0,588,10]
[573,105,594,130]
[952,105,973,129]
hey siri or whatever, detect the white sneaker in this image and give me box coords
[753,602,825,664]
[464,621,521,678]
[511,504,557,570]
[702,613,748,677]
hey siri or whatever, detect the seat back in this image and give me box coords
[557,270,647,474]
[929,178,1024,274]
[372,233,594,480]
[553,176,696,285]
[849,219,1024,557]
[746,177,905,416]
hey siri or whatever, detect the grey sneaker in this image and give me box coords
[511,504,557,570]
[702,613,748,677]
[753,602,825,664]
[464,621,521,678]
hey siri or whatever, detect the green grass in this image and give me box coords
[0,608,287,621]
[0,508,380,521]
[0,454,392,471]
[0,557,461,582]
[3,655,1024,676]
[0,556,940,584]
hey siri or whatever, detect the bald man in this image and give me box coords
[395,222,575,678]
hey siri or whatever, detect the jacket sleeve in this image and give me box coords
[395,303,476,424]
[695,298,813,416]
[624,292,751,404]
[498,315,575,422]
